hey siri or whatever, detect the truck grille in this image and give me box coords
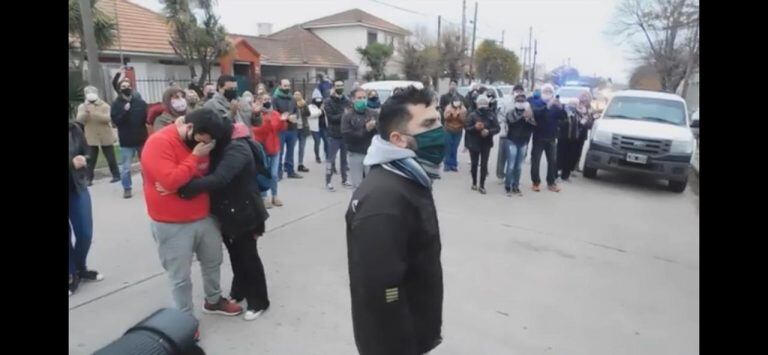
[611,135,671,155]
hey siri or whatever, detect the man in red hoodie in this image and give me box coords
[141,108,243,328]
[252,97,287,209]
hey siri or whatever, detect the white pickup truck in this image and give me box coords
[584,90,697,193]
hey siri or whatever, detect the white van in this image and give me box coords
[584,90,697,193]
[360,81,424,103]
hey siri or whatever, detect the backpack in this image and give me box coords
[245,138,273,192]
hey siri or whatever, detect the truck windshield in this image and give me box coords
[604,96,686,126]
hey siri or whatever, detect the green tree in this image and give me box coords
[68,0,117,72]
[438,29,466,81]
[356,42,395,81]
[474,40,521,84]
[161,0,232,87]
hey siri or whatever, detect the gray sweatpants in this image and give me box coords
[150,216,223,316]
[347,152,369,188]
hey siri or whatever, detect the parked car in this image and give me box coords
[584,90,697,193]
[360,80,423,103]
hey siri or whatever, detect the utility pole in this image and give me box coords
[78,0,106,99]
[521,41,527,86]
[113,0,124,66]
[501,30,505,48]
[436,15,441,91]
[469,1,478,83]
[527,26,533,88]
[531,39,537,91]
[461,0,466,85]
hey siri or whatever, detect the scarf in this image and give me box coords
[364,135,437,189]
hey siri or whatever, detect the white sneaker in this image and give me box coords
[326,184,335,192]
[244,309,264,321]
[263,198,273,209]
[342,181,354,189]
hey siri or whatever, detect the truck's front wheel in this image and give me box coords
[668,179,687,193]
[583,166,597,179]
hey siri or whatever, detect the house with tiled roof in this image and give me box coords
[71,0,359,102]
[300,8,411,79]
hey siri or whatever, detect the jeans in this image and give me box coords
[504,142,529,189]
[312,129,329,161]
[348,152,369,188]
[496,137,510,179]
[557,138,581,180]
[279,130,298,177]
[469,145,492,188]
[120,146,141,190]
[87,145,120,182]
[326,136,349,185]
[69,188,93,276]
[260,154,279,198]
[224,231,270,312]
[150,217,223,317]
[531,138,557,186]
[298,132,308,166]
[443,131,462,170]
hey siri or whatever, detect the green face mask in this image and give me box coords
[410,126,446,165]
[353,99,367,112]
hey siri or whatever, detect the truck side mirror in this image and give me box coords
[690,120,699,128]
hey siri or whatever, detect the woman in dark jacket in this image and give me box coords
[464,95,500,194]
[173,119,271,321]
[69,122,104,296]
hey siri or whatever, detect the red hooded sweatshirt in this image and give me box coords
[140,124,210,223]
[252,110,285,155]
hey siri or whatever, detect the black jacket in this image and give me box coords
[505,108,535,145]
[111,96,148,147]
[272,93,298,131]
[341,109,378,154]
[345,166,443,355]
[323,95,350,139]
[179,138,268,236]
[69,122,90,194]
[464,109,501,151]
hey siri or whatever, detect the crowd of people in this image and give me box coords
[69,68,597,353]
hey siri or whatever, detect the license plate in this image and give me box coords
[626,153,648,164]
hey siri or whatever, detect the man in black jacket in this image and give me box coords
[111,78,148,199]
[346,85,444,355]
[342,87,378,188]
[438,79,460,121]
[272,79,302,179]
[323,80,353,191]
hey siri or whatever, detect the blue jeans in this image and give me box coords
[260,154,280,198]
[69,188,93,276]
[311,129,329,161]
[279,130,298,177]
[443,131,462,170]
[120,146,141,190]
[298,132,308,166]
[505,141,529,189]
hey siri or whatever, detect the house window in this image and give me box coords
[367,31,378,45]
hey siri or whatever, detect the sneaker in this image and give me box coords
[272,198,284,207]
[326,184,335,192]
[532,184,541,192]
[78,270,104,282]
[244,308,265,321]
[471,185,478,191]
[505,186,512,196]
[342,181,354,189]
[123,189,132,199]
[202,297,243,316]
[513,187,523,196]
[69,274,79,295]
[287,173,303,179]
[110,177,121,183]
[298,165,310,173]
[548,184,561,192]
[263,198,273,209]
[316,157,322,164]
[479,187,487,194]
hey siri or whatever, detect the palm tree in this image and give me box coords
[69,0,117,72]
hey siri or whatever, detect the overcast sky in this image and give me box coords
[131,0,634,83]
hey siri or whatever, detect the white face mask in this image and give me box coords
[542,93,553,102]
[515,102,526,110]
[452,101,461,107]
[85,93,98,103]
[171,98,187,112]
